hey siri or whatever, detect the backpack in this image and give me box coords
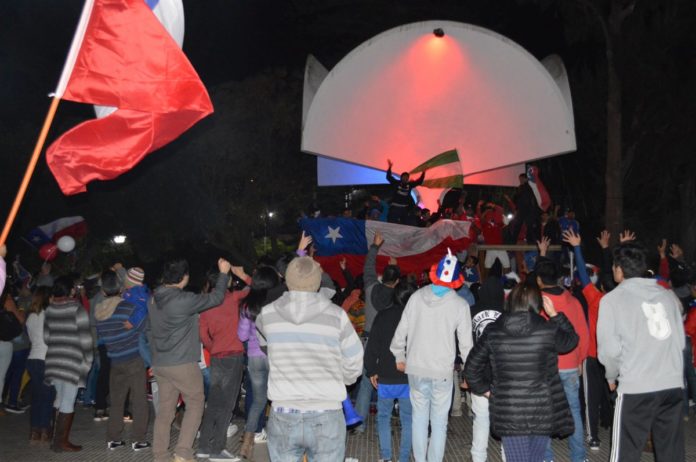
[0,310,22,342]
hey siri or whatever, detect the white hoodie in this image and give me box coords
[256,290,363,411]
[390,285,472,380]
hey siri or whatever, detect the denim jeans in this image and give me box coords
[245,356,269,433]
[0,342,13,392]
[545,369,585,462]
[503,435,549,462]
[409,374,453,462]
[5,348,29,405]
[26,359,55,428]
[354,370,375,432]
[82,350,99,405]
[377,397,412,462]
[683,337,696,415]
[198,355,244,454]
[53,379,79,413]
[267,408,345,462]
[471,393,490,462]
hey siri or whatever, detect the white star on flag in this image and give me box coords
[325,226,343,244]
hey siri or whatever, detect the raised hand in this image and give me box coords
[388,256,398,265]
[619,230,636,243]
[339,258,347,270]
[537,236,551,257]
[231,265,247,279]
[542,295,557,318]
[596,230,611,249]
[298,231,313,251]
[373,231,384,247]
[657,239,667,258]
[218,258,232,274]
[387,159,393,169]
[562,229,581,247]
[0,244,6,259]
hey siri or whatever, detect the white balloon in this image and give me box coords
[56,236,76,253]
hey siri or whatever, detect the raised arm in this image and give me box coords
[386,159,399,185]
[563,230,590,288]
[363,232,383,287]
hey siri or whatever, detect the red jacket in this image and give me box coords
[582,284,604,359]
[543,288,590,370]
[199,281,250,357]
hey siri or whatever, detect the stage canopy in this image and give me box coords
[302,21,576,201]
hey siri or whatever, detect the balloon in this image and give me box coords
[39,243,58,261]
[56,235,76,253]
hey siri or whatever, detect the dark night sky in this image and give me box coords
[1,0,694,270]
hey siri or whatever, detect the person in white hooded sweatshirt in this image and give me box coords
[597,242,685,462]
[390,249,473,462]
[256,256,363,462]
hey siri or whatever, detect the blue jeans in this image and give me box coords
[267,408,345,462]
[471,393,490,462]
[409,374,453,462]
[245,356,269,433]
[354,370,374,432]
[377,397,412,462]
[139,332,152,368]
[82,350,99,405]
[545,369,585,462]
[503,435,549,462]
[4,348,29,405]
[26,359,55,428]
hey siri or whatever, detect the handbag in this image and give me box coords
[0,310,22,342]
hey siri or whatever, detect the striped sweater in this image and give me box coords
[95,296,143,364]
[256,290,363,411]
[44,298,93,387]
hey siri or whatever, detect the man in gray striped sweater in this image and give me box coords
[256,256,363,462]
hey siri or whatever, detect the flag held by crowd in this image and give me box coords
[300,218,473,285]
[46,0,213,195]
[410,149,463,189]
[26,216,87,247]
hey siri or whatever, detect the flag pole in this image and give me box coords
[0,97,61,246]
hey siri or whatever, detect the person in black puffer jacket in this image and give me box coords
[464,282,578,462]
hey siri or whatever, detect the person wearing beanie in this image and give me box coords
[256,255,363,461]
[390,249,473,462]
[121,267,152,368]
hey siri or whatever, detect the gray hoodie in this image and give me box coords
[597,277,685,394]
[148,273,229,367]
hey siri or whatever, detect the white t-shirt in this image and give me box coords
[26,311,48,360]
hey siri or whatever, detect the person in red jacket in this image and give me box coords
[534,242,590,462]
[197,265,251,462]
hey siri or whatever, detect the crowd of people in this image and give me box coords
[0,173,695,462]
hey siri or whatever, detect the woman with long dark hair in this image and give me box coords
[237,266,280,460]
[26,286,54,444]
[464,282,578,462]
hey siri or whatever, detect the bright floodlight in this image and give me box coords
[268,212,275,218]
[113,235,127,245]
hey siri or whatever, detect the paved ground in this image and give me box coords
[1,403,695,461]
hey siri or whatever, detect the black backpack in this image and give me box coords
[0,310,22,342]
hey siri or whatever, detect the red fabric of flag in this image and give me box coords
[46,0,213,195]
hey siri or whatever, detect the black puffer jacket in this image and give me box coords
[464,311,578,438]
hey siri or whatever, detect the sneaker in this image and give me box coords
[4,404,26,414]
[94,409,109,421]
[589,438,601,451]
[254,428,267,443]
[132,441,151,451]
[107,440,126,450]
[123,413,133,423]
[208,449,241,461]
[195,449,210,458]
[226,423,239,438]
[16,402,30,411]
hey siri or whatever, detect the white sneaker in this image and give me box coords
[226,423,239,438]
[209,449,241,461]
[254,428,267,443]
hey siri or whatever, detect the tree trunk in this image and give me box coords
[604,1,624,240]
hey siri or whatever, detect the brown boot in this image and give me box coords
[240,432,255,460]
[51,412,82,452]
[29,428,41,445]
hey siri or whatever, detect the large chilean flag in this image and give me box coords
[300,218,474,286]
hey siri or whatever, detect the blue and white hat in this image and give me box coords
[429,248,464,289]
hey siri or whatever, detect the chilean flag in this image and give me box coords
[26,216,87,247]
[300,218,474,286]
[45,0,213,195]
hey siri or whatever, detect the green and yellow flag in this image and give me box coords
[410,149,463,189]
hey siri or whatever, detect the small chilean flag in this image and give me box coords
[45,0,213,195]
[527,165,551,212]
[300,218,473,286]
[26,216,87,247]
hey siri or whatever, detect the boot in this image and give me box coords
[51,412,82,452]
[29,428,41,445]
[240,432,255,460]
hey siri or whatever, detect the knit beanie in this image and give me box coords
[429,248,464,289]
[124,267,145,288]
[285,257,322,292]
